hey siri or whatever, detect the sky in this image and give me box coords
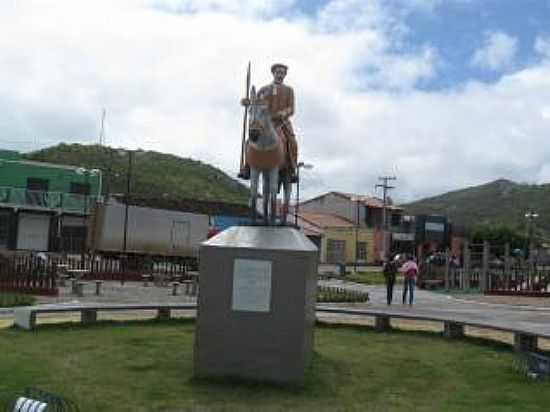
[1,0,550,204]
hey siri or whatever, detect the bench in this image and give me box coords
[12,303,548,354]
[181,280,198,296]
[13,303,197,330]
[316,306,546,353]
[141,274,152,287]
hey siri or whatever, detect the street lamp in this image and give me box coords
[524,210,539,273]
[76,168,103,201]
[75,167,102,268]
[294,162,314,226]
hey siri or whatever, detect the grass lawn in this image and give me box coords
[0,293,35,308]
[0,320,548,411]
[345,270,393,285]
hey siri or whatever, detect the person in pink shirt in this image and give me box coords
[400,255,418,305]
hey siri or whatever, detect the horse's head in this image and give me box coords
[248,86,278,149]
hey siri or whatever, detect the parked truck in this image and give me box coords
[87,199,210,261]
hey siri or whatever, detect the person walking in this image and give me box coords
[383,255,399,305]
[401,255,418,305]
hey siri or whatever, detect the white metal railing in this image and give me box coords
[0,186,97,213]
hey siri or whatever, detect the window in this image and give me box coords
[356,241,367,262]
[26,178,48,191]
[61,226,87,253]
[70,182,91,195]
[327,239,346,264]
[26,178,48,207]
[391,213,402,227]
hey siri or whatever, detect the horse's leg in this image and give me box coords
[250,168,260,224]
[269,168,279,226]
[262,171,270,225]
[281,171,292,226]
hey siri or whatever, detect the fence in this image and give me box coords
[420,240,550,296]
[0,255,58,295]
[0,253,195,296]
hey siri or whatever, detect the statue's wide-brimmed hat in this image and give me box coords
[271,63,288,73]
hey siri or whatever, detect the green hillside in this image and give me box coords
[23,143,249,204]
[402,179,550,235]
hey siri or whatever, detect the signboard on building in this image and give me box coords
[425,222,445,232]
[393,232,415,241]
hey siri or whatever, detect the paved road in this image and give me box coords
[319,279,550,338]
[2,279,550,340]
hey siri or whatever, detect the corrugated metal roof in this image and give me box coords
[333,191,403,210]
[0,158,82,171]
[117,195,250,217]
[298,211,355,228]
[301,191,402,210]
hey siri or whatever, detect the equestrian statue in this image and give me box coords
[239,63,299,226]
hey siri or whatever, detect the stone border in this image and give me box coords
[315,306,547,353]
[12,303,547,353]
[13,303,196,330]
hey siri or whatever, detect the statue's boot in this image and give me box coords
[238,164,251,180]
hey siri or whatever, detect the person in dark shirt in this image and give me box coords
[383,255,399,305]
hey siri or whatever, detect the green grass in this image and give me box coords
[0,293,35,307]
[345,270,391,285]
[0,320,549,411]
[317,286,369,303]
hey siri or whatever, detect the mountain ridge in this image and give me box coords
[401,178,550,235]
[22,143,249,204]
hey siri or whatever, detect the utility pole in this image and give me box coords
[122,150,133,254]
[375,176,396,261]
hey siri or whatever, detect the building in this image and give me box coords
[299,191,404,262]
[0,150,101,253]
[296,211,375,264]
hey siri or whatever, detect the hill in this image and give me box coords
[401,179,550,235]
[23,143,249,204]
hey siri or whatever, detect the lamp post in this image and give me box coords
[76,167,102,268]
[294,162,314,226]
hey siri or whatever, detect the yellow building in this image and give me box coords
[297,212,375,264]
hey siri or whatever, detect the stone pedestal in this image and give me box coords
[194,226,318,385]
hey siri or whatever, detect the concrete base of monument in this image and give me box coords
[193,225,319,385]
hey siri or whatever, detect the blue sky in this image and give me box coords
[293,0,550,90]
[1,0,550,202]
[407,0,550,89]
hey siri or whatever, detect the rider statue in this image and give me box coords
[239,63,298,183]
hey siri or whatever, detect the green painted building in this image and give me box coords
[0,150,102,252]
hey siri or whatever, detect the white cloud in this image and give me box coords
[1,1,550,204]
[535,36,550,58]
[471,31,518,71]
[149,0,296,18]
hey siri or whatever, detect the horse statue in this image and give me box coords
[246,86,292,225]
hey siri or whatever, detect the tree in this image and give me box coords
[471,224,526,252]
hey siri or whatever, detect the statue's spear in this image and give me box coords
[239,61,251,175]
